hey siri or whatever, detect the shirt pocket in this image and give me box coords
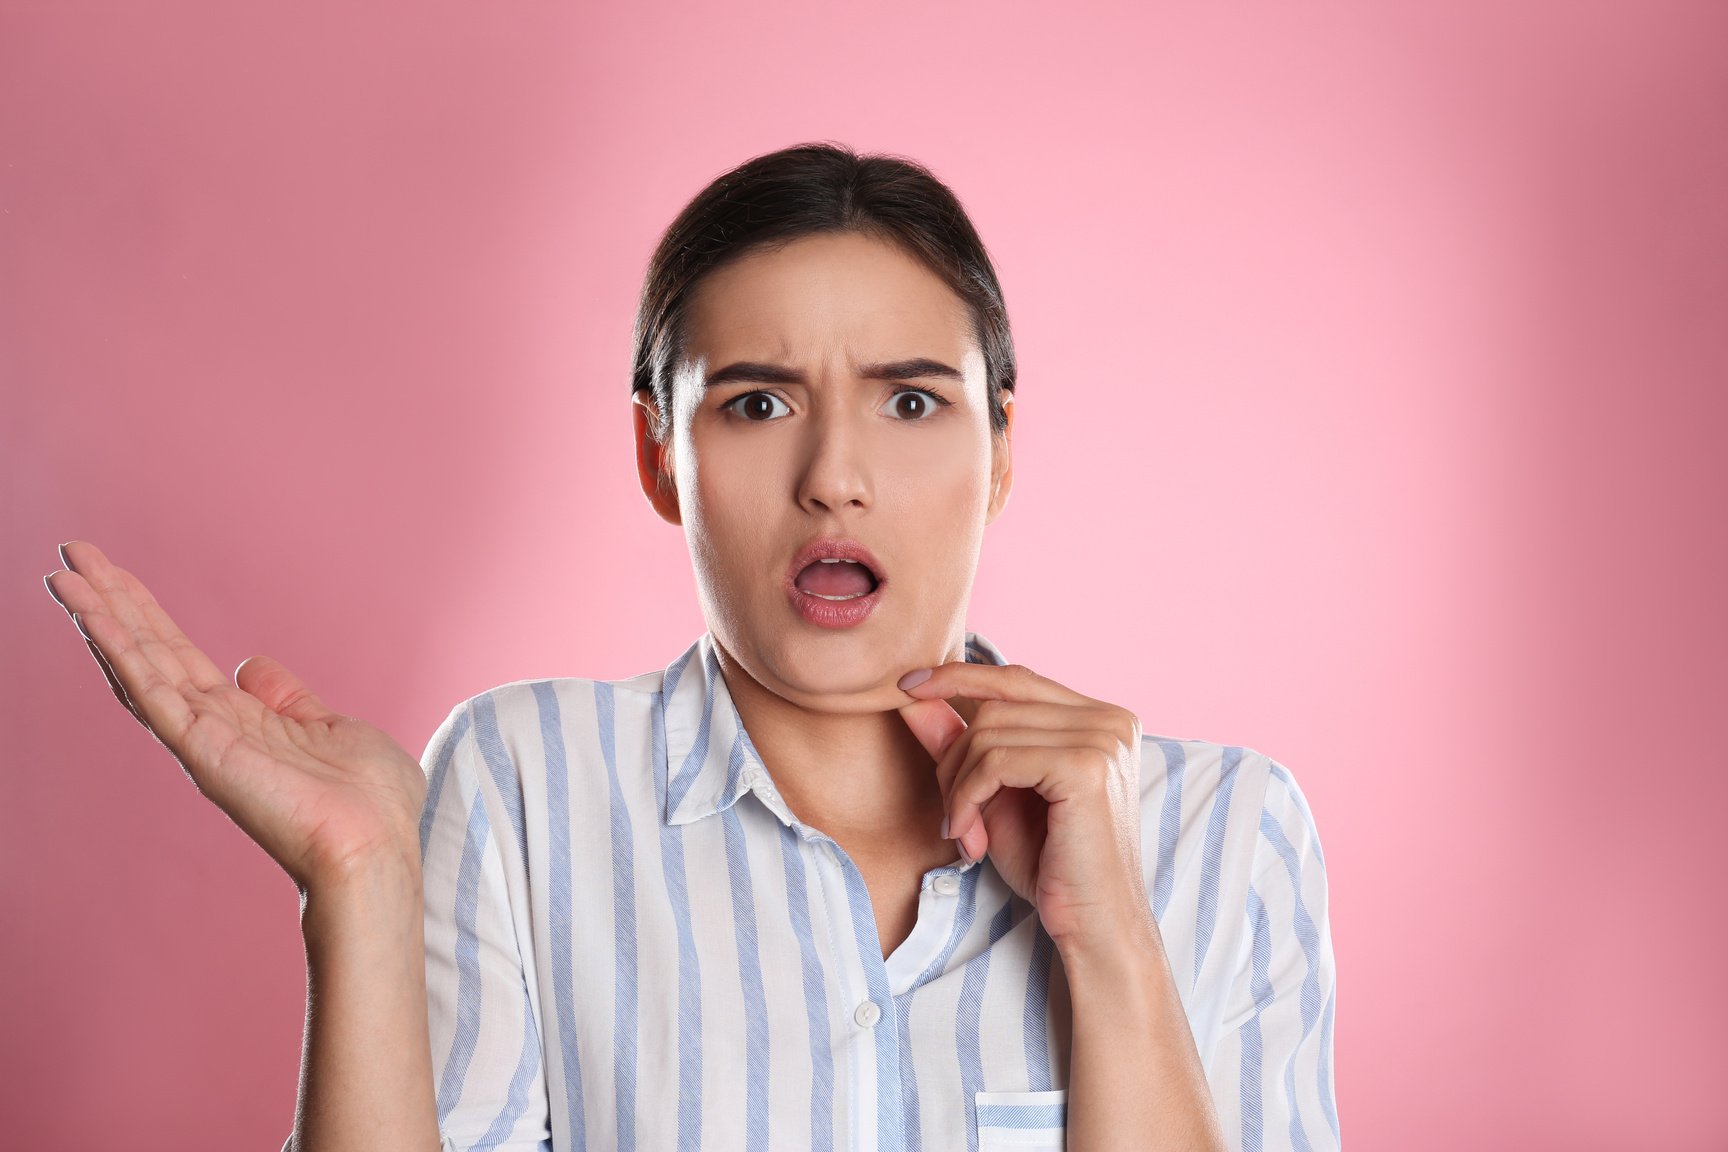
[973,1089,1069,1151]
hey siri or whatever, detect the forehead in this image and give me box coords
[680,231,977,369]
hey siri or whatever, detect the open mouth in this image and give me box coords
[784,538,887,621]
[793,557,881,601]
[787,542,884,604]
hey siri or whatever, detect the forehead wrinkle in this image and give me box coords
[676,237,983,401]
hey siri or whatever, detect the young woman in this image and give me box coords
[44,143,1337,1152]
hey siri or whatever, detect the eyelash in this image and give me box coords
[721,386,953,422]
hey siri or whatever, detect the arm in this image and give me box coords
[417,695,553,1151]
[893,662,1228,1149]
[1212,762,1339,1150]
[296,695,551,1152]
[42,542,442,1152]
[1062,906,1228,1152]
[289,854,443,1152]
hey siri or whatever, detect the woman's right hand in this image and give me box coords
[44,540,429,895]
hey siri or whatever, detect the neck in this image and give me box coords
[712,638,980,844]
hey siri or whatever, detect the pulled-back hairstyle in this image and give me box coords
[631,141,1016,444]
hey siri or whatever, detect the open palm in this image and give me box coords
[45,541,427,893]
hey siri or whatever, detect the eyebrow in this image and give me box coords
[703,357,964,388]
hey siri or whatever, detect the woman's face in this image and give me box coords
[633,230,1012,714]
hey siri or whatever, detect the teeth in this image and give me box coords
[808,592,866,601]
[813,557,876,576]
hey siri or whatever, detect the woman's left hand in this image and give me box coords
[896,661,1155,952]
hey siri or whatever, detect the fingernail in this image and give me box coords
[897,667,932,691]
[43,574,63,606]
[939,815,950,839]
[958,838,976,864]
[72,612,90,639]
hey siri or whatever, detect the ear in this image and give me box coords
[632,391,682,526]
[985,393,1014,524]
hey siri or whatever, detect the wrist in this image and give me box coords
[1056,909,1167,992]
[300,850,424,938]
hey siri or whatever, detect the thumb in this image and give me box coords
[235,655,337,724]
[896,696,967,765]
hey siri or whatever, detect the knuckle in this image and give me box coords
[965,745,1008,790]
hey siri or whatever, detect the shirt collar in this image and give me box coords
[659,629,1010,828]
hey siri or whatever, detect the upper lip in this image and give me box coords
[785,536,886,590]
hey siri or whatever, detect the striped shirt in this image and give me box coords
[402,629,1337,1151]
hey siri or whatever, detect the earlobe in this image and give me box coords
[989,461,1012,522]
[632,392,683,526]
[986,443,1013,522]
[987,396,1014,523]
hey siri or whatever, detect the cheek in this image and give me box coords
[685,457,782,587]
[879,435,993,521]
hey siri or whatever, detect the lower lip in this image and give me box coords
[787,576,885,629]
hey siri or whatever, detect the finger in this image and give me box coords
[59,541,154,637]
[72,607,197,745]
[235,654,339,725]
[963,699,1122,735]
[948,743,1111,853]
[45,566,103,617]
[896,696,968,764]
[925,701,1118,804]
[52,550,195,697]
[946,726,1117,798]
[49,570,145,722]
[899,661,1097,709]
[113,563,227,691]
[898,696,1106,766]
[83,634,146,725]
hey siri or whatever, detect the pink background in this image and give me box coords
[4,2,1724,1148]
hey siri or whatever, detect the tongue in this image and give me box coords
[795,560,875,597]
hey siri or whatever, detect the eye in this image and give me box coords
[723,391,791,422]
[882,386,951,421]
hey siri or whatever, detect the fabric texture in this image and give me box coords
[295,629,1338,1151]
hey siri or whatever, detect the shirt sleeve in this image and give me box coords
[419,698,553,1151]
[276,700,548,1152]
[1213,758,1340,1151]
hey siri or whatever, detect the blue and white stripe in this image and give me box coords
[403,630,1337,1151]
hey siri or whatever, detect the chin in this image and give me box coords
[713,617,890,703]
[766,635,896,700]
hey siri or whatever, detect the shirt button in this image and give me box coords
[933,874,961,896]
[853,1000,882,1028]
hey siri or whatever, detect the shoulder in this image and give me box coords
[419,667,671,774]
[1138,731,1288,838]
[1136,731,1328,922]
[430,668,669,738]
[1140,733,1323,834]
[416,668,675,861]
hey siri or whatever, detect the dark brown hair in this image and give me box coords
[631,141,1016,444]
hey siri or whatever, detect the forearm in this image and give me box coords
[1061,916,1226,1152]
[287,856,441,1152]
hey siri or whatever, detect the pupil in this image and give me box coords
[748,395,772,419]
[899,394,925,418]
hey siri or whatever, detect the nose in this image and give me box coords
[796,405,872,515]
